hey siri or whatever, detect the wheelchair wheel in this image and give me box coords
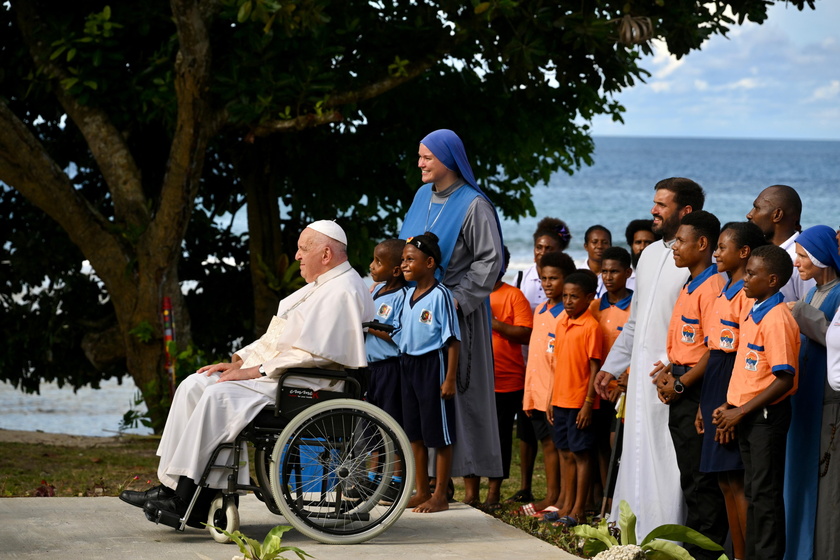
[269,399,414,544]
[206,494,240,543]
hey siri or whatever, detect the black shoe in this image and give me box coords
[143,496,207,530]
[120,484,175,508]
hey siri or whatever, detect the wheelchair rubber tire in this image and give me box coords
[207,494,240,544]
[269,398,414,544]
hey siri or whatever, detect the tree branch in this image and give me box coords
[13,0,149,230]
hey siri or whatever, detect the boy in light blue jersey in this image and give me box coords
[366,239,408,424]
[392,232,460,513]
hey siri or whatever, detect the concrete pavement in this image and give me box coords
[0,495,580,559]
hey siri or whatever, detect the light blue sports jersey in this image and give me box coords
[392,281,461,356]
[365,284,407,363]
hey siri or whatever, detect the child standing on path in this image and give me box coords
[546,272,604,527]
[695,221,767,560]
[366,239,408,423]
[713,244,800,560]
[392,232,460,514]
[518,251,577,518]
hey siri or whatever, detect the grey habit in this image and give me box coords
[432,181,504,478]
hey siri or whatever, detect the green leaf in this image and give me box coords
[50,46,67,60]
[262,525,293,554]
[641,524,724,551]
[60,77,79,90]
[475,2,491,15]
[618,500,637,545]
[67,48,77,62]
[103,5,112,20]
[573,521,619,548]
[642,539,695,560]
[238,1,253,23]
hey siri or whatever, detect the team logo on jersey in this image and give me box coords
[719,328,736,350]
[376,303,392,319]
[745,350,759,372]
[419,309,433,324]
[681,323,697,344]
[547,334,555,353]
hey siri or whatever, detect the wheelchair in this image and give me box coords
[147,360,415,545]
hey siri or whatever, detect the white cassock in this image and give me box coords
[156,261,374,489]
[601,239,689,535]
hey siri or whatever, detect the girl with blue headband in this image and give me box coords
[399,129,504,505]
[783,224,840,560]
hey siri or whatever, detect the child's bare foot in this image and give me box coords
[407,491,431,508]
[413,494,449,513]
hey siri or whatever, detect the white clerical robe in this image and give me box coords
[156,261,374,489]
[601,239,689,535]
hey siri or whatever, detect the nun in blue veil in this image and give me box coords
[783,225,840,560]
[400,129,505,500]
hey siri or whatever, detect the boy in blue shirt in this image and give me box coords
[392,232,461,513]
[366,239,408,423]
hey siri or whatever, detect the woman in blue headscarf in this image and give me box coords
[400,129,505,506]
[782,225,840,560]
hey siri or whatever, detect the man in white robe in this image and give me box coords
[120,220,374,527]
[595,178,704,536]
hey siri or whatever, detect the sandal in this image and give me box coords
[549,515,578,528]
[505,489,535,503]
[519,503,537,516]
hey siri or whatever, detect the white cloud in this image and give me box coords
[808,80,840,101]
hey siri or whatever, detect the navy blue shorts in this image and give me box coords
[367,358,403,425]
[552,406,595,453]
[400,350,456,448]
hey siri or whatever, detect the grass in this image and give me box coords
[0,431,590,557]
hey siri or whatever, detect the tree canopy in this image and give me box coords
[0,0,814,430]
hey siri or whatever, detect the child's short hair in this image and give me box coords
[377,238,407,268]
[624,218,660,245]
[407,231,442,267]
[534,217,572,251]
[539,251,576,278]
[565,271,598,295]
[584,224,612,244]
[680,210,720,248]
[750,244,794,286]
[720,221,768,251]
[601,246,632,270]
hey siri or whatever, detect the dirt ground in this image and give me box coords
[0,428,127,448]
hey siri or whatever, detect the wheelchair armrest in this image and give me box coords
[274,368,363,416]
[363,321,394,334]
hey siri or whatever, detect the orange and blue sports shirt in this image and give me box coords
[707,278,751,353]
[551,307,604,409]
[589,291,633,356]
[490,282,534,392]
[523,301,564,412]
[667,265,725,367]
[727,292,800,408]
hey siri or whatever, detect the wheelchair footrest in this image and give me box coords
[145,507,186,531]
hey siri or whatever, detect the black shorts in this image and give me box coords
[400,351,456,448]
[526,409,553,441]
[367,357,403,425]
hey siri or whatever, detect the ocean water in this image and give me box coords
[501,136,840,276]
[1,136,838,436]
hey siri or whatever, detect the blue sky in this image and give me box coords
[591,1,840,140]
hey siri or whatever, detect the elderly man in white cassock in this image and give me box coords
[119,220,374,527]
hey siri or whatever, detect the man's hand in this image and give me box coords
[216,365,261,383]
[595,370,616,399]
[197,360,243,376]
[711,403,743,433]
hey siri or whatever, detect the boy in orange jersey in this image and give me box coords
[713,244,800,560]
[545,272,604,527]
[518,251,576,517]
[588,246,633,494]
[653,211,728,559]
